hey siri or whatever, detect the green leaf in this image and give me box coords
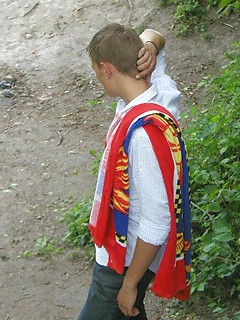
[221,158,230,164]
[220,146,228,154]
[213,306,225,314]
[218,0,234,10]
[214,233,234,242]
[212,215,232,234]
[207,202,221,212]
[197,283,205,292]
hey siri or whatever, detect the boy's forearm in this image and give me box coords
[123,238,160,288]
[140,29,165,54]
[117,238,159,315]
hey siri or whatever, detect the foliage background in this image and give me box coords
[159,0,240,36]
[183,42,240,318]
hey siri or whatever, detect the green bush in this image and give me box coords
[159,0,240,36]
[61,197,93,248]
[183,42,240,306]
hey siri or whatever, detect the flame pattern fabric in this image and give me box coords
[89,103,191,301]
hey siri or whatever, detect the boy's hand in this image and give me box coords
[117,283,139,317]
[135,42,157,81]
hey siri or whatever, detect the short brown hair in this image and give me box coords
[87,23,144,76]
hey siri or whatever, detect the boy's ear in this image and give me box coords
[100,62,114,78]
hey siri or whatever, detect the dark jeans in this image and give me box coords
[77,262,155,320]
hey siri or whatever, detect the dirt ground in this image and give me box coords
[0,1,239,319]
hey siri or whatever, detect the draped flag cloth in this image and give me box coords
[89,102,191,301]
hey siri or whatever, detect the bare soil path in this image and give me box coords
[0,1,239,319]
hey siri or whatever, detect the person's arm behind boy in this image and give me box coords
[136,29,165,81]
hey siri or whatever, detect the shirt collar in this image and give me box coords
[116,83,158,114]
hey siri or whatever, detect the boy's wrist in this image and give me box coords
[123,277,138,290]
[140,29,165,54]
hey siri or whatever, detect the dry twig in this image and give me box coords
[23,1,40,17]
[127,0,133,23]
[56,130,63,146]
[3,111,11,130]
[222,22,239,31]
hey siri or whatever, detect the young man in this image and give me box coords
[77,23,191,320]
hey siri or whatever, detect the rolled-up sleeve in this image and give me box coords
[128,127,171,246]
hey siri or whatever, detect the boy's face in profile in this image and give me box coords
[91,61,117,98]
[91,61,105,84]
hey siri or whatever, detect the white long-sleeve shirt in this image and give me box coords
[117,49,181,121]
[95,49,180,272]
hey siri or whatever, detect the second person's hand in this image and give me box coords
[135,42,157,81]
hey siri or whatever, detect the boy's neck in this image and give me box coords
[116,74,150,105]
